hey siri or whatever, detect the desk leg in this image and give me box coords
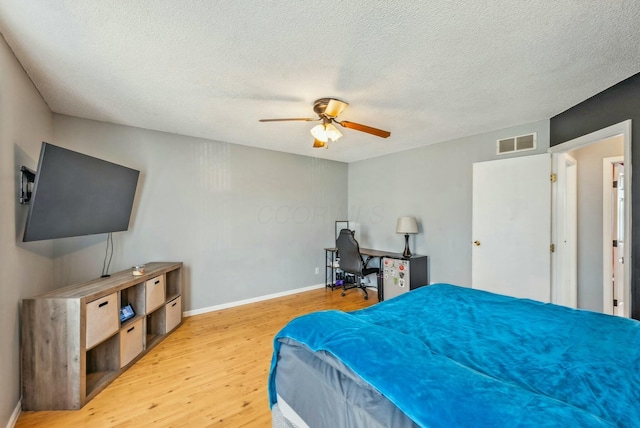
[325,249,330,289]
[325,249,337,290]
[324,250,329,288]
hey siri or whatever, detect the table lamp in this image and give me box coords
[396,216,418,258]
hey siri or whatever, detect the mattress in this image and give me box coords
[272,400,305,428]
[274,337,418,427]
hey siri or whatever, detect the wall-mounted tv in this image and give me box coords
[23,142,140,242]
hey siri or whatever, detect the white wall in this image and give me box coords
[348,120,550,287]
[0,36,54,426]
[51,115,348,311]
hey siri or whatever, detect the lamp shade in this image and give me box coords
[396,216,418,234]
[310,123,342,143]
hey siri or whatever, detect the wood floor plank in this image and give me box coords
[16,287,375,427]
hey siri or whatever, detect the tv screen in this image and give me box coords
[23,143,140,242]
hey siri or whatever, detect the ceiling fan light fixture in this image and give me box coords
[260,97,390,148]
[325,123,342,141]
[310,124,328,142]
[324,99,348,117]
[310,123,342,143]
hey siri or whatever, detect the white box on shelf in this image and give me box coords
[165,296,182,332]
[119,318,143,367]
[86,293,118,349]
[145,275,166,312]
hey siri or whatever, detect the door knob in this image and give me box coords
[474,240,481,246]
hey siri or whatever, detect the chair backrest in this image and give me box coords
[336,229,364,275]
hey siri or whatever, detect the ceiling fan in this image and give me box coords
[259,98,391,148]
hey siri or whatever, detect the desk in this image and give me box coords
[324,247,428,301]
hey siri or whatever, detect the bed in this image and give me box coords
[268,283,640,427]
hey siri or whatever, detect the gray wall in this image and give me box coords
[348,120,550,287]
[51,115,348,311]
[569,136,624,311]
[0,36,54,426]
[2,37,347,424]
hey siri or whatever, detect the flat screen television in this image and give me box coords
[23,142,140,242]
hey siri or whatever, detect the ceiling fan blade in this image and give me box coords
[339,121,391,138]
[259,118,318,122]
[312,139,326,148]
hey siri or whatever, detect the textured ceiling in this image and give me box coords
[1,1,640,163]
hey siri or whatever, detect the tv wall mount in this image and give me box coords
[20,166,35,204]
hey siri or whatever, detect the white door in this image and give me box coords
[472,153,551,302]
[603,159,626,316]
[552,153,577,308]
[613,164,625,316]
[603,157,625,316]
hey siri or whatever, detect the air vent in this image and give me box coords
[497,133,536,155]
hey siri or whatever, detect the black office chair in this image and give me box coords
[336,229,379,300]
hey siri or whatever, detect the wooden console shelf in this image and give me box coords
[21,262,183,410]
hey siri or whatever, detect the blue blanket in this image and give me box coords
[269,284,640,427]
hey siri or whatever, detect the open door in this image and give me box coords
[613,162,625,316]
[551,153,577,308]
[472,153,551,302]
[603,158,625,316]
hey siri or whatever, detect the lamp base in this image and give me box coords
[402,234,412,258]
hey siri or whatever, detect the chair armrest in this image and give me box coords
[363,255,380,269]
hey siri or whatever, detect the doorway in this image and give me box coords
[549,120,631,317]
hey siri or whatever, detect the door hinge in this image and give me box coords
[613,180,618,188]
[613,240,618,247]
[550,173,557,183]
[613,299,618,307]
[550,243,555,253]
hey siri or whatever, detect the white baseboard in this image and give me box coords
[6,399,20,428]
[183,283,325,317]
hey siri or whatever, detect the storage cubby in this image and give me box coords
[21,262,183,410]
[86,333,119,398]
[166,268,182,301]
[146,306,167,349]
[120,281,145,323]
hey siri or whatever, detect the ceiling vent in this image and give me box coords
[497,133,537,155]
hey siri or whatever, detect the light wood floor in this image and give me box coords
[16,286,376,427]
